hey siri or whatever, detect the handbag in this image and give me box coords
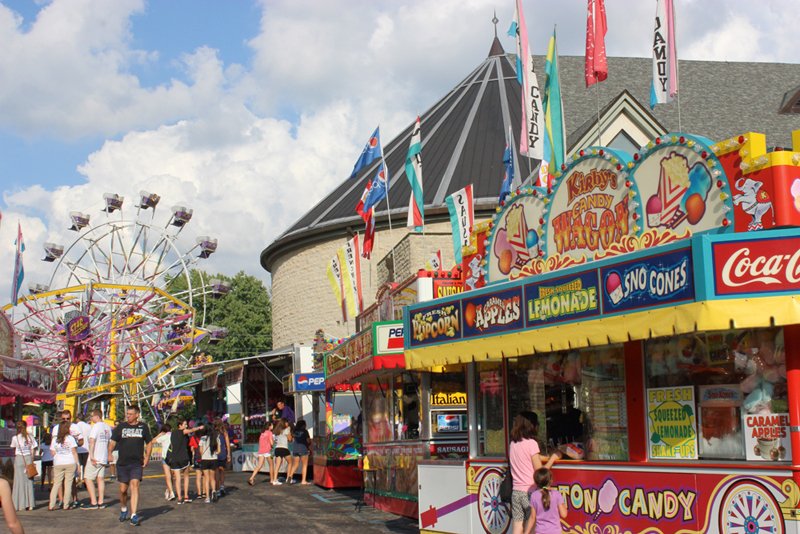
[22,440,38,479]
[499,468,513,503]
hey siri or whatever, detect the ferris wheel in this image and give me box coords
[3,191,230,415]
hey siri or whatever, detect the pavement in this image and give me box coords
[16,466,419,533]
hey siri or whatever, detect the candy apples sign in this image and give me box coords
[631,134,734,239]
[462,287,524,338]
[543,149,640,263]
[711,235,800,295]
[487,190,547,282]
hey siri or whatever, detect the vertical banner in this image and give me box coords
[650,0,678,108]
[343,235,364,314]
[510,0,544,160]
[326,254,346,322]
[337,246,357,319]
[445,185,474,265]
[425,250,442,271]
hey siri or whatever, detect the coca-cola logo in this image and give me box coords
[714,238,800,295]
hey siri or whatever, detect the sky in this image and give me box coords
[0,0,796,303]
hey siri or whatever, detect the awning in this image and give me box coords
[326,354,405,388]
[0,381,57,402]
[405,295,800,370]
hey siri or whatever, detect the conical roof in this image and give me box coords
[261,39,533,271]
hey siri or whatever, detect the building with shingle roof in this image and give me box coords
[261,37,800,347]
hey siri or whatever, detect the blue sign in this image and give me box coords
[600,247,694,314]
[462,287,524,338]
[409,301,461,348]
[294,373,325,392]
[525,270,601,327]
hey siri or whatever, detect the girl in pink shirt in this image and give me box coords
[248,422,274,486]
[509,412,560,534]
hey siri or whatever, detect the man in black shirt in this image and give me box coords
[108,406,153,526]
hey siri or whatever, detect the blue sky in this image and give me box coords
[0,0,796,302]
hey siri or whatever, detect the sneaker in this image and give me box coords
[119,509,129,522]
[204,498,211,504]
[164,488,170,500]
[211,491,218,503]
[97,503,106,509]
[109,475,116,481]
[55,500,63,509]
[130,514,141,526]
[289,479,297,485]
[79,502,94,509]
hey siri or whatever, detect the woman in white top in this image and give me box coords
[49,424,79,511]
[198,428,221,503]
[10,422,37,511]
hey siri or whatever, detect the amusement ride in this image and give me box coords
[2,191,230,420]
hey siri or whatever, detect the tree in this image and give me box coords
[167,270,272,362]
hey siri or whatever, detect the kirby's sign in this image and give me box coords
[712,236,800,295]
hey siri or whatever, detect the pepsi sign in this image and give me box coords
[294,372,325,392]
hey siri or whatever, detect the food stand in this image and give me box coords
[324,270,469,518]
[0,311,57,459]
[408,130,800,533]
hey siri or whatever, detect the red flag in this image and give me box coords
[356,179,372,221]
[361,208,375,259]
[585,0,608,87]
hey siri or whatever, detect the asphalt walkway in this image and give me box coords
[15,467,418,533]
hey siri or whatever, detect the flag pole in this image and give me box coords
[380,135,398,283]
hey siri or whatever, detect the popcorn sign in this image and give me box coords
[410,303,461,347]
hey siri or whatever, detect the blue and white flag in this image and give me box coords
[11,222,25,304]
[362,163,387,213]
[349,127,382,179]
[499,127,514,203]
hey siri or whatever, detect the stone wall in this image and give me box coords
[270,222,457,347]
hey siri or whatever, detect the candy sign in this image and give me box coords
[544,152,637,262]
[488,192,547,281]
[631,136,732,238]
[647,386,698,460]
[601,248,694,313]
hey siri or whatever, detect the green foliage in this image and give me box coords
[167,269,272,362]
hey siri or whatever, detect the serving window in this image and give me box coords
[507,345,628,461]
[644,327,789,462]
[476,361,506,457]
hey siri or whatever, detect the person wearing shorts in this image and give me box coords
[198,428,221,503]
[287,419,311,485]
[247,421,274,486]
[271,418,292,485]
[168,418,203,504]
[84,409,111,509]
[109,406,153,527]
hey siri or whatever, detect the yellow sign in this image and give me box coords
[647,386,697,459]
[430,392,466,406]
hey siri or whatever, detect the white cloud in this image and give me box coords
[0,0,798,303]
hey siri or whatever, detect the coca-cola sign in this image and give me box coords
[712,237,800,295]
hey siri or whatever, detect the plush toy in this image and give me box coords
[563,352,581,384]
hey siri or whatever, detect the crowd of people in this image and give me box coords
[1,399,313,530]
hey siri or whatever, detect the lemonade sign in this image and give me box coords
[647,386,698,460]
